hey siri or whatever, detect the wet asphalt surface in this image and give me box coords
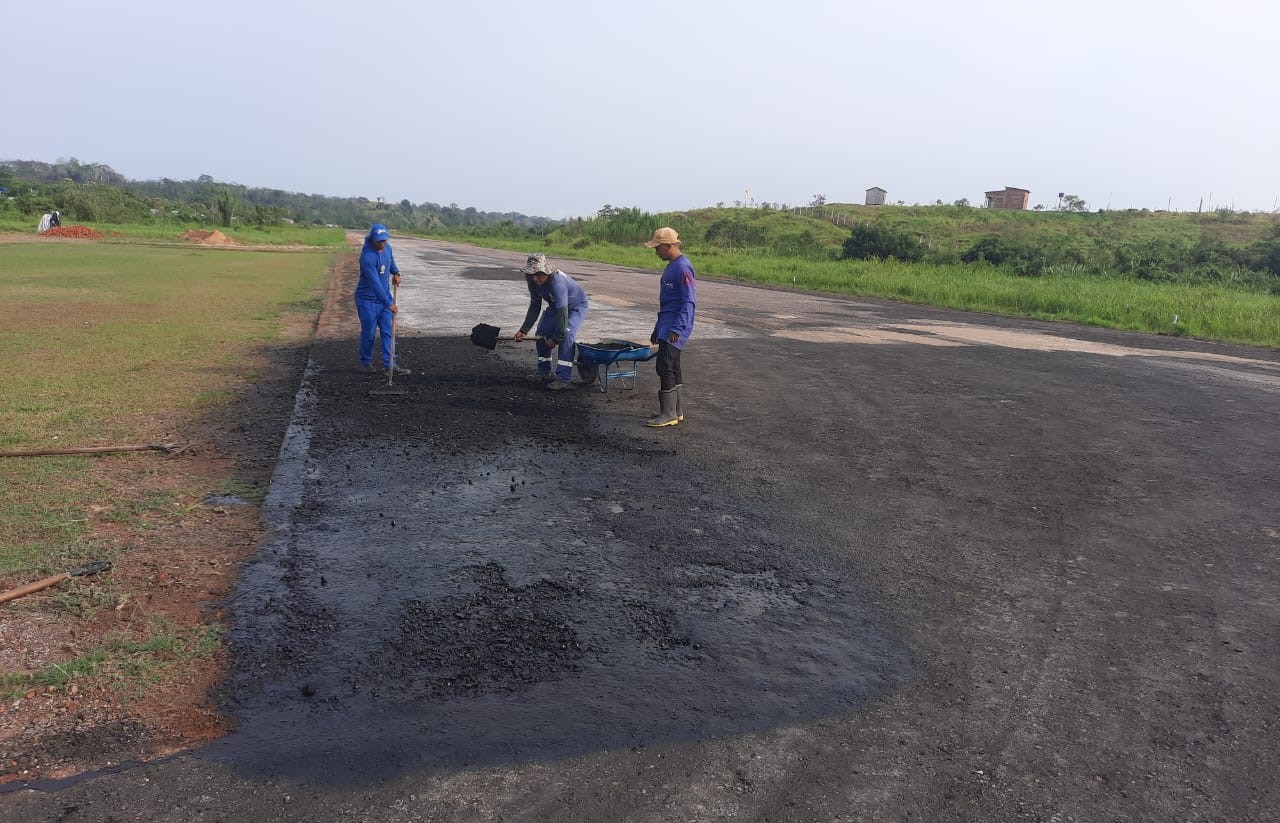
[3,238,1279,821]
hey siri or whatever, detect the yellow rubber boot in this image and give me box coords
[644,389,680,427]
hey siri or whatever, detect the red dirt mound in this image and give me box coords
[41,226,104,239]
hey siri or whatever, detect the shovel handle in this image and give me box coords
[0,573,71,605]
[0,560,112,605]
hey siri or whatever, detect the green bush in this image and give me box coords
[1244,227,1280,275]
[962,237,1022,266]
[841,224,923,262]
[704,218,767,249]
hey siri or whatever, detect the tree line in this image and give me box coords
[0,159,554,231]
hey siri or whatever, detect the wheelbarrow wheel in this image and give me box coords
[575,360,599,387]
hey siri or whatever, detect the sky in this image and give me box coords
[4,0,1278,219]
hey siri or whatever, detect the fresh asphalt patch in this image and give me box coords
[205,336,910,782]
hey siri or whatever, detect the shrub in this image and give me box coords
[705,218,767,249]
[1244,227,1280,275]
[961,237,1021,266]
[841,223,923,262]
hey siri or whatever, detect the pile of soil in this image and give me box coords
[177,230,234,245]
[40,226,103,240]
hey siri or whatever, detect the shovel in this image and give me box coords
[0,560,112,606]
[469,323,545,351]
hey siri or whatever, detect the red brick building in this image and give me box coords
[984,187,1030,210]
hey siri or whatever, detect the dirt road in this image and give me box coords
[3,238,1277,821]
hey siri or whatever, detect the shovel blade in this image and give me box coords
[470,323,501,351]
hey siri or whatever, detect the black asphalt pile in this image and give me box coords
[381,563,585,699]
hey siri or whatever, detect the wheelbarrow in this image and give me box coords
[575,340,656,393]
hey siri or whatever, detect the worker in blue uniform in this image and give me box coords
[512,254,589,391]
[355,223,409,376]
[643,227,696,427]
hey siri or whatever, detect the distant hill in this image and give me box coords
[0,158,557,231]
[3,158,129,186]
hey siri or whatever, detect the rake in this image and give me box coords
[370,283,409,397]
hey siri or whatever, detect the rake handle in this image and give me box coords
[386,283,398,386]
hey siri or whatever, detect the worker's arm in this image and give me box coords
[546,276,571,343]
[553,307,568,343]
[518,293,541,336]
[670,264,697,341]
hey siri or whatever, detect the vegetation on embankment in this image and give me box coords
[422,204,1280,348]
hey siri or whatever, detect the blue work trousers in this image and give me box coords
[535,305,588,382]
[356,298,396,368]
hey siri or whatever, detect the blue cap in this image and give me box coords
[368,224,390,242]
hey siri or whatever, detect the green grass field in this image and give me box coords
[0,240,332,577]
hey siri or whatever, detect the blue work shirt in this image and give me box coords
[653,255,696,349]
[355,238,399,307]
[522,270,588,339]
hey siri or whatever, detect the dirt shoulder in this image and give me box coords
[0,254,346,785]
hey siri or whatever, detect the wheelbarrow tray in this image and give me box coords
[576,340,654,365]
[576,340,655,392]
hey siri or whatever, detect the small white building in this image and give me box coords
[865,187,887,206]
